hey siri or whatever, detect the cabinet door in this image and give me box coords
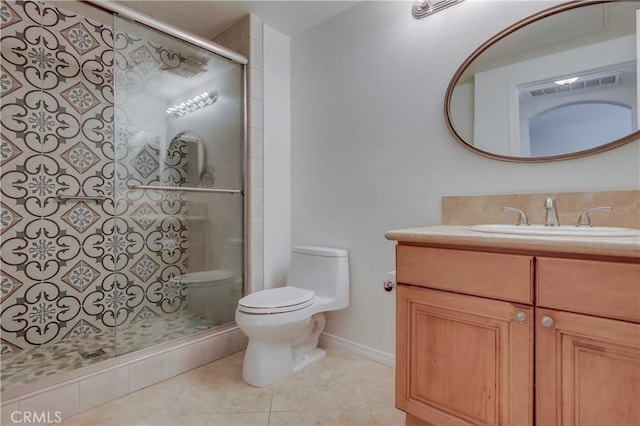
[536,308,640,426]
[397,285,533,426]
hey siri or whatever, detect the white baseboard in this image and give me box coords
[319,332,395,367]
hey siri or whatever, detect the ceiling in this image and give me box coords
[117,1,360,39]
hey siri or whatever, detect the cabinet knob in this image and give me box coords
[515,311,527,322]
[541,316,554,327]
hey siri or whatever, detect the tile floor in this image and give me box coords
[2,311,216,391]
[62,348,404,426]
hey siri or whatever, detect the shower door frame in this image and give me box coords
[84,1,248,65]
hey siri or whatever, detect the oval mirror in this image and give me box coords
[170,130,206,185]
[446,0,640,162]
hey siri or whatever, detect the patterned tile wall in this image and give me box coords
[0,0,199,355]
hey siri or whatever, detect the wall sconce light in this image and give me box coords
[412,0,464,19]
[166,91,218,117]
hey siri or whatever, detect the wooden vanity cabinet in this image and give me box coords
[396,285,533,426]
[396,244,640,426]
[396,245,535,426]
[536,308,640,426]
[535,257,640,426]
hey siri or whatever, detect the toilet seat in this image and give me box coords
[173,270,235,288]
[238,287,315,314]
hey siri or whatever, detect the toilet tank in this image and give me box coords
[287,246,349,309]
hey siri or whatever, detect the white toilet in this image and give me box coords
[235,246,349,387]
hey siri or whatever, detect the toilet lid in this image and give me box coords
[238,287,315,314]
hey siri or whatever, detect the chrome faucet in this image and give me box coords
[544,197,560,226]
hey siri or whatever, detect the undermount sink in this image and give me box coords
[469,224,640,237]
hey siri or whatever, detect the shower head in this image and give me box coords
[162,54,209,79]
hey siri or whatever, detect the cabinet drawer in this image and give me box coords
[537,257,640,323]
[396,245,533,304]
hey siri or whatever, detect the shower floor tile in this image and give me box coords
[0,310,216,391]
[61,348,405,426]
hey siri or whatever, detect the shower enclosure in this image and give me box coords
[0,0,245,390]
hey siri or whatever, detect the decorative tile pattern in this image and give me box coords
[130,202,159,231]
[130,254,160,283]
[128,45,159,73]
[0,135,23,165]
[60,82,101,115]
[1,338,22,354]
[0,65,22,98]
[59,22,100,56]
[0,0,203,358]
[130,146,160,179]
[0,1,23,28]
[0,281,83,347]
[61,261,100,292]
[0,202,23,235]
[60,142,100,174]
[0,272,22,303]
[61,319,101,341]
[62,202,101,231]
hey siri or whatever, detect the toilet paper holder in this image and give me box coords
[383,270,396,292]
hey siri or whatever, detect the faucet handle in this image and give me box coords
[577,207,613,227]
[544,197,557,209]
[502,207,529,226]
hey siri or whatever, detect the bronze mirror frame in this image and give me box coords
[444,0,640,162]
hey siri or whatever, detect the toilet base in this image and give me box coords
[293,347,326,373]
[240,313,326,387]
[242,342,326,387]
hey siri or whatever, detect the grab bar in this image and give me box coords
[128,184,242,195]
[55,193,106,203]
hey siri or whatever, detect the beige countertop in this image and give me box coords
[385,225,640,259]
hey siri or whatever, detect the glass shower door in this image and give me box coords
[112,16,244,355]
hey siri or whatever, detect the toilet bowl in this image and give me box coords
[235,246,349,387]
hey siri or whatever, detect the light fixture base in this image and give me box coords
[412,0,465,19]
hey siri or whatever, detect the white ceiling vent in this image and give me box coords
[527,72,622,97]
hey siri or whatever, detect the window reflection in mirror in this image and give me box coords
[519,61,636,156]
[529,102,633,156]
